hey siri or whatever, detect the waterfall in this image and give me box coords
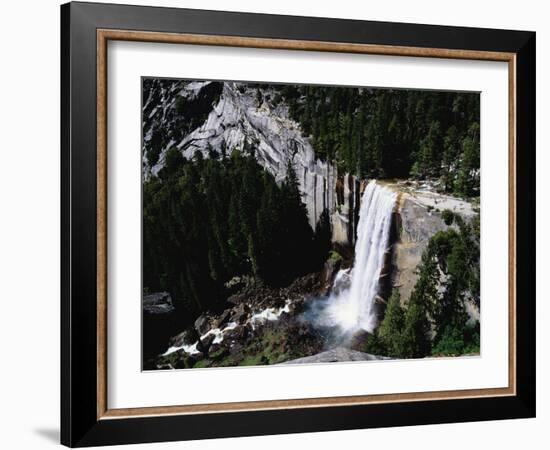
[323,180,397,334]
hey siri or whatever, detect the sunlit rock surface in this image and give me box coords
[390,184,478,318]
[143,80,360,239]
[281,347,390,364]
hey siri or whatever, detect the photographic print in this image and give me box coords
[62,6,535,444]
[142,78,481,370]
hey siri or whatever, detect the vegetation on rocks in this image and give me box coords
[365,214,480,358]
[151,310,325,369]
[441,208,455,225]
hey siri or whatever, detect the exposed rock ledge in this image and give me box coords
[391,185,477,306]
[280,347,391,364]
[143,292,175,315]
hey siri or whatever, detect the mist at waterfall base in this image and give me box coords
[300,181,397,346]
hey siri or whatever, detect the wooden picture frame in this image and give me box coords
[61,1,535,447]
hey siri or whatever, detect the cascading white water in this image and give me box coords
[324,180,397,333]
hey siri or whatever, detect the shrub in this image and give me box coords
[431,323,480,356]
[431,325,464,356]
[363,333,387,356]
[441,209,455,225]
[328,250,343,263]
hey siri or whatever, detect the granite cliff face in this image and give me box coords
[389,182,477,312]
[142,79,358,244]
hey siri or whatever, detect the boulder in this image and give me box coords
[230,304,250,324]
[142,292,175,314]
[286,298,306,316]
[349,330,371,351]
[194,314,210,335]
[281,347,391,364]
[320,258,341,295]
[200,334,216,355]
[169,331,188,348]
[142,292,179,361]
[224,324,249,342]
[155,363,175,370]
[184,327,200,345]
[214,309,232,329]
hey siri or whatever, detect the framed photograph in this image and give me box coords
[61,1,536,447]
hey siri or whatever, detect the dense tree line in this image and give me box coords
[365,213,480,357]
[143,148,331,327]
[274,85,480,197]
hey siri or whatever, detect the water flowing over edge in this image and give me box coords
[315,180,397,335]
[163,180,396,357]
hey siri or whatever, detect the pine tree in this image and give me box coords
[378,290,406,358]
[441,125,459,191]
[401,297,432,358]
[454,122,480,196]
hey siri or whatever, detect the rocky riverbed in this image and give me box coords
[145,271,337,370]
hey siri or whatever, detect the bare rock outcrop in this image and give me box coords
[143,80,360,245]
[281,347,391,364]
[390,186,476,305]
